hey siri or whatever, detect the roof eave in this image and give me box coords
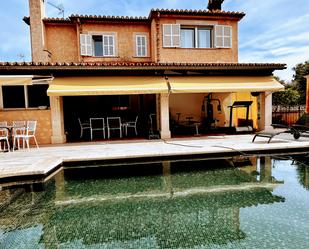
[149,9,245,20]
[0,63,286,76]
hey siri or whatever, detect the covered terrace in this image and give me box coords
[0,62,286,144]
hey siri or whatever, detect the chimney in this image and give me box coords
[207,0,224,11]
[28,0,49,62]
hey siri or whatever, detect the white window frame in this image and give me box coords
[180,27,195,48]
[214,25,232,48]
[196,27,213,48]
[80,34,93,56]
[162,24,181,48]
[135,35,148,57]
[180,26,213,48]
[102,34,116,57]
[80,33,117,57]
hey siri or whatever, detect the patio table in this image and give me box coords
[178,120,201,136]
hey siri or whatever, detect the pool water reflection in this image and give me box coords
[0,156,309,248]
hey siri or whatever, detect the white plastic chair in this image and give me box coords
[0,121,7,127]
[123,116,138,136]
[90,118,105,140]
[12,121,26,150]
[78,118,91,138]
[13,121,39,151]
[0,123,10,152]
[107,117,122,139]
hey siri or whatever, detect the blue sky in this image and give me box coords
[0,0,308,81]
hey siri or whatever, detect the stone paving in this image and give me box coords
[0,134,309,180]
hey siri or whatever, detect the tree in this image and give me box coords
[292,61,309,104]
[273,86,300,106]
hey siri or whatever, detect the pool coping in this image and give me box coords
[1,140,309,186]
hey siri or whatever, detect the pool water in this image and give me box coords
[0,156,309,249]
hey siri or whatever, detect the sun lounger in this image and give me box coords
[252,124,301,143]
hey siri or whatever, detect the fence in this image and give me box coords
[272,105,306,126]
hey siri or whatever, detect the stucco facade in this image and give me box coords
[29,4,242,65]
[0,0,285,145]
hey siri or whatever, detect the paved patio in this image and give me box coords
[1,134,309,182]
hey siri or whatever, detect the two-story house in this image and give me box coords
[0,0,285,144]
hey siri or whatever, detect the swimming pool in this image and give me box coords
[0,156,309,248]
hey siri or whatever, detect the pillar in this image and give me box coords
[159,93,171,139]
[259,92,272,131]
[55,169,65,201]
[50,96,66,144]
[162,161,172,195]
[260,157,272,183]
[305,75,309,113]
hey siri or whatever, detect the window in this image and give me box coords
[162,24,181,47]
[2,86,25,108]
[103,35,115,56]
[1,84,50,109]
[80,34,93,56]
[181,28,195,48]
[180,27,212,48]
[80,33,116,57]
[198,28,212,48]
[215,25,232,48]
[136,35,147,57]
[27,85,50,108]
[93,35,103,57]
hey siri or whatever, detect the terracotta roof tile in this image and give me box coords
[150,8,245,18]
[0,61,286,69]
[34,8,245,25]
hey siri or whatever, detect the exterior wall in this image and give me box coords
[43,22,155,63]
[45,24,79,62]
[81,23,153,63]
[150,19,159,63]
[231,92,258,129]
[158,17,239,63]
[0,110,52,144]
[38,13,239,64]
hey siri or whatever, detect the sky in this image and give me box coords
[0,0,308,82]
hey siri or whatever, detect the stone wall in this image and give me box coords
[0,109,52,145]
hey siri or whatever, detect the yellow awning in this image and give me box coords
[47,76,169,96]
[168,76,284,93]
[0,76,33,85]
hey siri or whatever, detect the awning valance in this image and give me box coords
[47,76,169,96]
[168,76,284,93]
[0,75,33,85]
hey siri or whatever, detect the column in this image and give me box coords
[50,96,66,144]
[305,75,309,113]
[55,169,65,201]
[260,157,272,183]
[162,161,172,195]
[259,92,272,131]
[159,93,171,139]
